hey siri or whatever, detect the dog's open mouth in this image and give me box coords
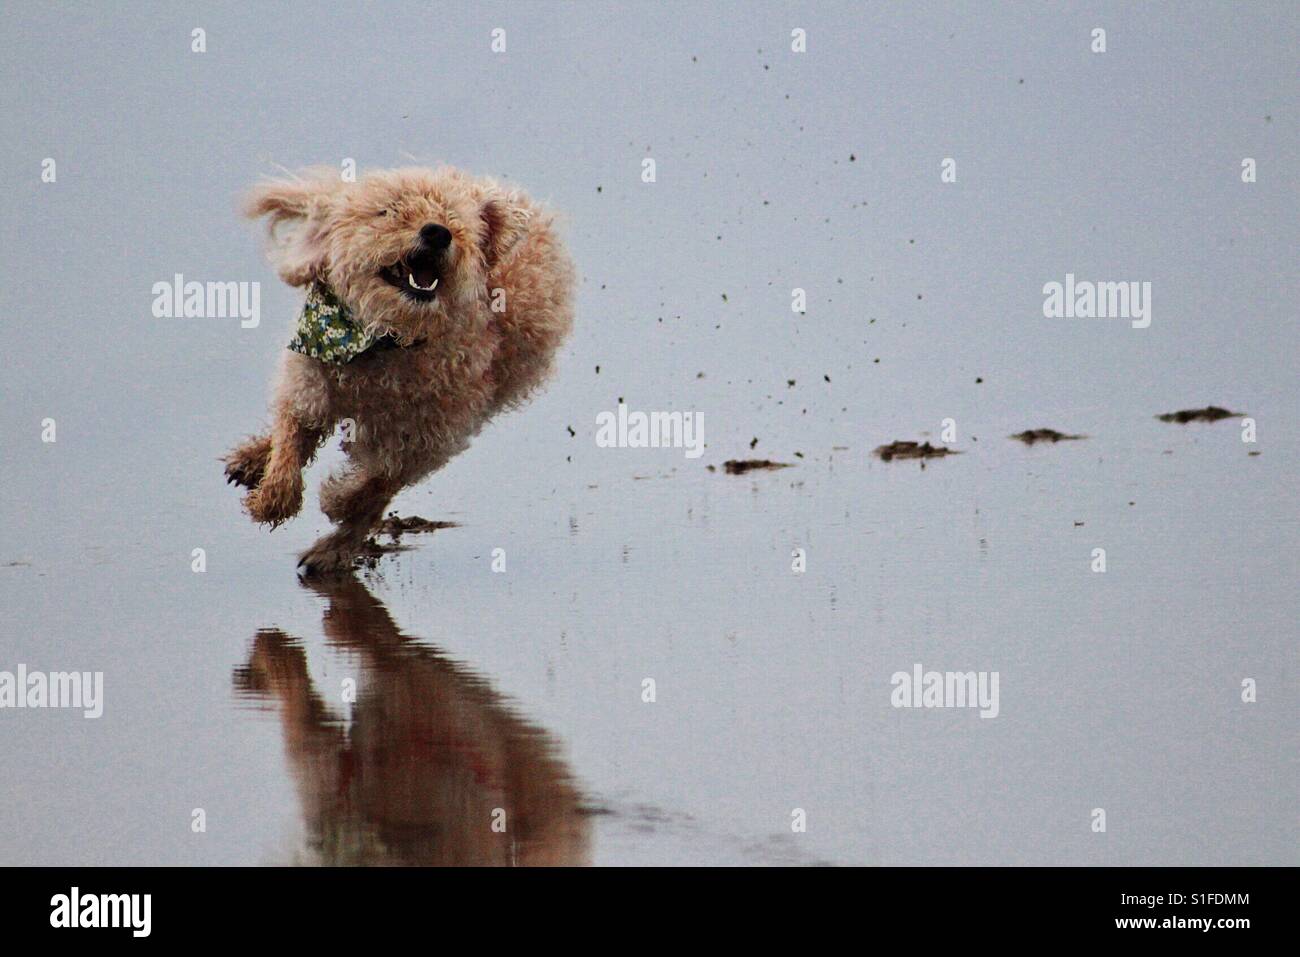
[380,249,442,302]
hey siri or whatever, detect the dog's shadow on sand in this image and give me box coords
[233,574,590,865]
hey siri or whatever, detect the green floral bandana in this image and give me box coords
[287,282,378,364]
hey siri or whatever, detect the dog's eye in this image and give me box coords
[376,209,390,217]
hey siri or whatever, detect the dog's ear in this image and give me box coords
[243,172,341,287]
[479,191,531,269]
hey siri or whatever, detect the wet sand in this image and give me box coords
[1,409,1294,865]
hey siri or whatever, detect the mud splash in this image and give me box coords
[1156,406,1243,423]
[718,459,794,475]
[358,514,462,563]
[1009,429,1086,445]
[873,441,960,462]
[376,514,461,538]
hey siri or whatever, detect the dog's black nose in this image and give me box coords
[420,223,452,250]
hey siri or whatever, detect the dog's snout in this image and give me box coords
[420,223,452,250]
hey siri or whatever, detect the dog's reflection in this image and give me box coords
[234,575,590,865]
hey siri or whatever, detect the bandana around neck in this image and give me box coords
[286,282,377,364]
[289,280,419,365]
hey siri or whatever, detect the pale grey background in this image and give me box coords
[0,1,1296,864]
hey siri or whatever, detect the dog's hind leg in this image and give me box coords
[319,465,369,524]
[223,433,273,489]
[298,472,399,575]
[243,405,328,528]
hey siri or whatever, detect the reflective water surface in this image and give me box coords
[233,577,591,865]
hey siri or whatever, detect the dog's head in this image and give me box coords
[245,166,531,339]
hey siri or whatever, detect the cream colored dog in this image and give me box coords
[224,166,574,573]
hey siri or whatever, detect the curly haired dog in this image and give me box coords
[224,166,574,573]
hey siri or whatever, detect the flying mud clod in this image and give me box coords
[1010,429,1086,445]
[1156,406,1243,424]
[720,459,794,474]
[874,441,960,462]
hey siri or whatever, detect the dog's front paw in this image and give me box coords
[297,536,360,577]
[243,479,303,528]
[223,436,271,489]
[224,457,264,490]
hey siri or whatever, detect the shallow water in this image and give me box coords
[1,2,1297,865]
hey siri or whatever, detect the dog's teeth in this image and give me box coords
[407,273,438,292]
